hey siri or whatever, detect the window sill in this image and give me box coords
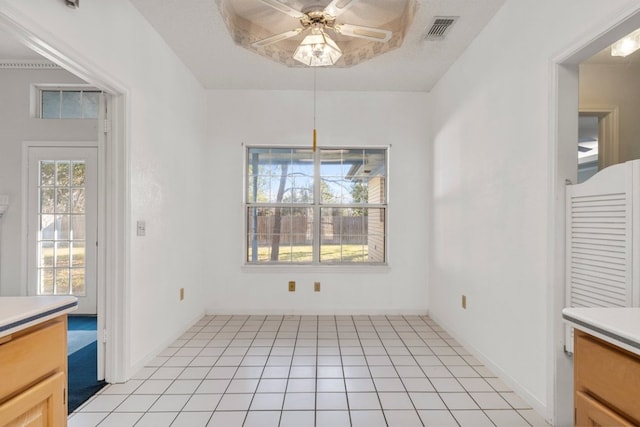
[241,264,391,274]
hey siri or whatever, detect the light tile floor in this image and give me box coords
[69,315,550,426]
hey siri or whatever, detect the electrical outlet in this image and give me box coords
[314,282,321,292]
[180,288,184,301]
[289,281,296,292]
[462,295,467,309]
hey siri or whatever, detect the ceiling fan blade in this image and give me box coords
[251,29,303,48]
[324,0,359,17]
[258,0,305,19]
[334,23,392,42]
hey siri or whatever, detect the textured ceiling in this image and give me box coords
[2,2,640,91]
[128,0,508,91]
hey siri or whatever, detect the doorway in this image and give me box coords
[0,12,128,384]
[553,7,640,426]
[27,145,98,314]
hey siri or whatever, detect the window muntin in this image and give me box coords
[246,147,387,265]
[40,89,100,119]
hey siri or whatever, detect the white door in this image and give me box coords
[28,146,98,314]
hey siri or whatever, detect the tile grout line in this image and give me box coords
[69,314,549,427]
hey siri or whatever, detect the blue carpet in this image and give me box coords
[68,331,96,354]
[68,315,97,331]
[67,316,106,414]
[68,315,98,354]
[68,341,106,413]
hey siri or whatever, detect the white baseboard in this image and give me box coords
[126,310,206,380]
[427,311,550,423]
[205,309,429,316]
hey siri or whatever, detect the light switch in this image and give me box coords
[136,220,146,236]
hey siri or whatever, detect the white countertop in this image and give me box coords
[562,307,640,356]
[0,296,78,339]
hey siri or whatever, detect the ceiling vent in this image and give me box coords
[424,16,458,41]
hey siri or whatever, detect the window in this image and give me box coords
[246,147,387,265]
[39,88,100,119]
[36,160,88,296]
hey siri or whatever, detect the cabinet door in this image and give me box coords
[0,319,66,401]
[575,391,635,427]
[574,331,640,422]
[0,372,66,427]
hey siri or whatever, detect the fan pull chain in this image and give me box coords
[313,69,317,152]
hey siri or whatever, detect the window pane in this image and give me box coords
[71,241,85,267]
[320,149,386,204]
[41,91,60,119]
[71,268,86,295]
[40,162,55,186]
[40,215,55,240]
[247,148,313,203]
[39,241,54,268]
[320,207,385,264]
[71,215,86,240]
[55,241,70,268]
[40,89,99,119]
[247,207,313,263]
[72,162,86,186]
[57,161,70,186]
[61,91,82,118]
[40,188,55,214]
[55,269,70,294]
[56,189,70,213]
[55,215,70,240]
[39,269,54,294]
[82,91,100,119]
[72,189,85,213]
[363,149,387,178]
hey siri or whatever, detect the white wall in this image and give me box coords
[580,62,640,162]
[206,90,430,314]
[0,0,209,377]
[428,0,640,421]
[0,67,96,295]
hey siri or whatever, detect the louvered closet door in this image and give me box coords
[565,160,639,353]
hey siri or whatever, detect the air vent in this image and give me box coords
[424,16,459,41]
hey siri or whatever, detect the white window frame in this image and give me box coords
[243,144,389,267]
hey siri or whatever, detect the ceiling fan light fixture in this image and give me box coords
[217,0,416,68]
[611,28,640,57]
[293,26,342,67]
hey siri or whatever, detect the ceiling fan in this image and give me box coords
[251,0,393,66]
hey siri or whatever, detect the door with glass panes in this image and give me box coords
[28,146,97,314]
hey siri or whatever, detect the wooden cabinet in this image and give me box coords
[575,391,635,427]
[574,330,640,426]
[0,317,68,427]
